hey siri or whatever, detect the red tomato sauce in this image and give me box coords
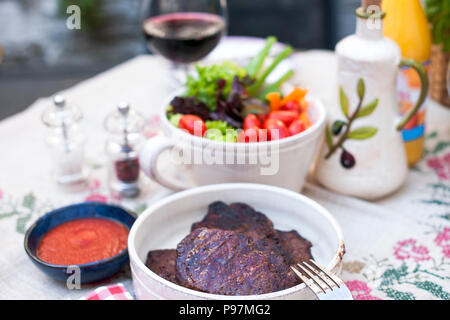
[37,218,129,265]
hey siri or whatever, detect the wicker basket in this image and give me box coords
[430,44,450,108]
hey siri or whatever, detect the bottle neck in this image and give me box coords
[356,16,383,40]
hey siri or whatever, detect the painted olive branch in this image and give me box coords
[325,78,379,161]
[325,97,363,159]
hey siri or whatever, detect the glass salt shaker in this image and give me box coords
[41,95,88,186]
[104,102,145,198]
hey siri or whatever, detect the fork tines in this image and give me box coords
[290,259,343,295]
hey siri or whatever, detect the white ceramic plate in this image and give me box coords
[128,183,345,300]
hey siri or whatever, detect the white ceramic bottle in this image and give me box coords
[314,0,428,200]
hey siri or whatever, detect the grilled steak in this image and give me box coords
[145,249,178,283]
[145,201,313,295]
[277,230,313,265]
[176,228,298,295]
[191,201,277,242]
[191,201,312,264]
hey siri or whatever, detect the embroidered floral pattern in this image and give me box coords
[84,193,108,203]
[434,227,450,258]
[341,133,450,300]
[346,280,381,300]
[393,239,431,262]
[0,192,55,234]
[1,130,448,299]
[88,178,102,191]
[427,152,450,180]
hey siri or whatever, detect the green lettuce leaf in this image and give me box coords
[185,62,247,110]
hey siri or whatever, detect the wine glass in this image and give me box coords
[141,0,228,86]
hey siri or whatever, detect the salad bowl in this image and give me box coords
[139,37,326,192]
[128,183,345,300]
[140,90,326,192]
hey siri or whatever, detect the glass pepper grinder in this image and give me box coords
[104,102,145,198]
[41,95,88,186]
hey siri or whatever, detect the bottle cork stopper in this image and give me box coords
[53,95,66,108]
[362,0,381,10]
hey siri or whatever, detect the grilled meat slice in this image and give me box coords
[191,201,277,242]
[146,201,314,294]
[277,230,313,265]
[145,249,178,283]
[176,228,298,295]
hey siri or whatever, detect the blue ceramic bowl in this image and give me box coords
[24,202,137,284]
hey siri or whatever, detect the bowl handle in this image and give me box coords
[139,136,192,191]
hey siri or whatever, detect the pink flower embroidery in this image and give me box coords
[434,227,450,258]
[393,239,431,262]
[442,247,450,258]
[427,152,450,180]
[108,192,123,204]
[85,193,108,203]
[0,188,3,200]
[345,280,381,300]
[88,179,102,191]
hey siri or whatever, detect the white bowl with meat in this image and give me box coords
[128,183,345,300]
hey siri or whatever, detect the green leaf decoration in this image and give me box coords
[356,99,379,118]
[22,193,36,210]
[420,199,450,206]
[331,120,346,135]
[428,183,450,192]
[347,127,378,140]
[413,281,450,300]
[357,78,365,100]
[0,210,20,220]
[16,214,32,234]
[326,79,381,165]
[380,287,416,300]
[379,263,409,287]
[426,131,438,139]
[325,126,333,148]
[339,87,349,118]
[432,141,450,154]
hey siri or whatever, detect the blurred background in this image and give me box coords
[0,0,360,120]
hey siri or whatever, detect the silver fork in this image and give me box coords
[291,259,353,300]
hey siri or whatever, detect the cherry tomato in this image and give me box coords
[237,128,269,143]
[178,115,207,137]
[282,100,302,112]
[256,113,269,125]
[257,128,269,142]
[267,110,299,127]
[264,119,290,140]
[243,114,261,130]
[288,119,307,136]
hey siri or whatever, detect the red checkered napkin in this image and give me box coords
[83,283,134,300]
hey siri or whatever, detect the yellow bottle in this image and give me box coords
[382,0,432,166]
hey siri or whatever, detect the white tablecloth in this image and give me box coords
[0,51,449,300]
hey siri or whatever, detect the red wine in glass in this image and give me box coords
[143,12,226,63]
